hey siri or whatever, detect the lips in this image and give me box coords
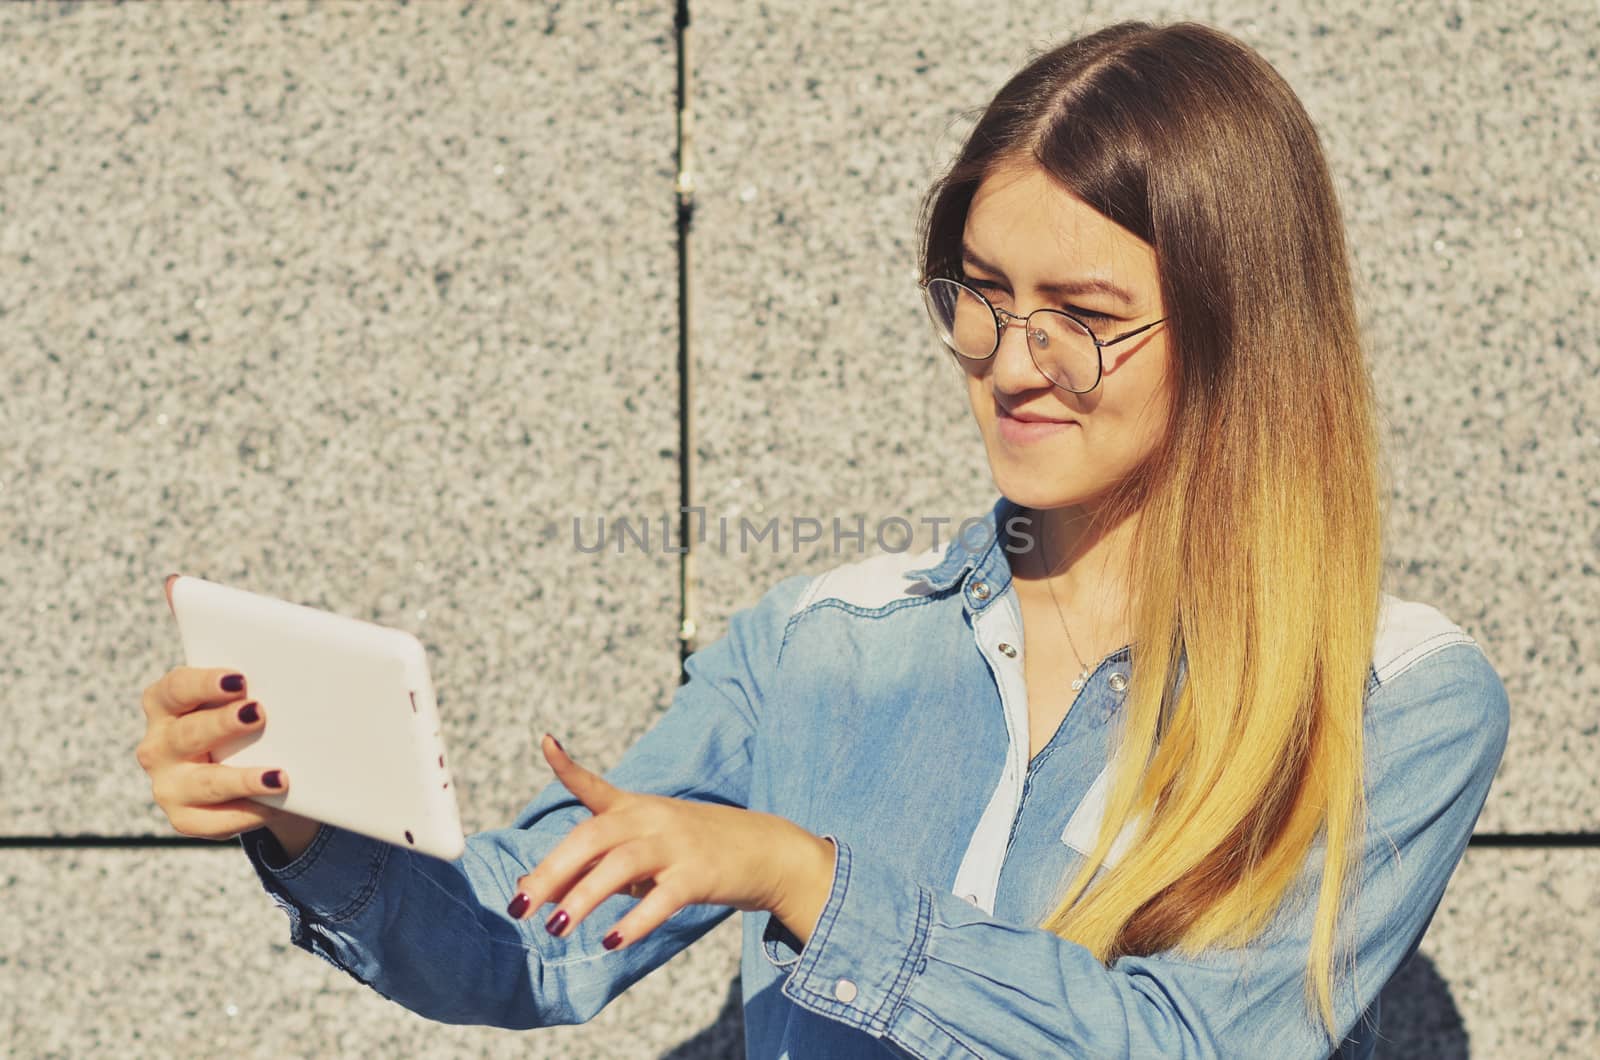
[996,401,1075,425]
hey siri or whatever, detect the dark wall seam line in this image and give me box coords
[4,834,1598,849]
[1464,833,1600,847]
[674,0,697,678]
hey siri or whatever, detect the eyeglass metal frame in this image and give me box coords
[918,276,1167,394]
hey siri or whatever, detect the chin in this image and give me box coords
[978,441,1104,515]
[975,396,1155,513]
[984,451,1078,511]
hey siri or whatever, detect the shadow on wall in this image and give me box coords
[1378,951,1472,1058]
[651,952,1471,1059]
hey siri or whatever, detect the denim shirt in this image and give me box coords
[239,493,1510,1059]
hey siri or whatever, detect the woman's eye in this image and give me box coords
[960,276,1113,321]
[965,280,1016,306]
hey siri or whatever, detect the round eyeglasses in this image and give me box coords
[919,276,1167,394]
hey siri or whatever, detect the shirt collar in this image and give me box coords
[903,493,1025,603]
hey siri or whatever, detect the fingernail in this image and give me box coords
[262,769,282,789]
[506,892,530,919]
[551,734,564,753]
[237,701,260,725]
[545,909,569,936]
[221,674,244,693]
[603,930,623,950]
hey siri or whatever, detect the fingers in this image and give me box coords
[157,761,290,838]
[503,749,680,954]
[137,662,278,841]
[512,842,658,950]
[163,760,289,808]
[142,666,248,721]
[541,734,624,814]
[166,696,264,761]
[508,831,662,945]
[139,690,261,775]
[579,882,680,952]
[505,815,607,919]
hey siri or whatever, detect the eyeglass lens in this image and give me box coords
[922,278,1098,393]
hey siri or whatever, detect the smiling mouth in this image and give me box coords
[996,403,1076,426]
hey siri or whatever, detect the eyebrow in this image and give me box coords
[960,242,1137,307]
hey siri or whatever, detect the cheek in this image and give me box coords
[1090,362,1172,459]
[964,374,990,420]
[1121,375,1176,458]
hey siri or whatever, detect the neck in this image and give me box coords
[1006,496,1140,640]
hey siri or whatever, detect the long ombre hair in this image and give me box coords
[917,21,1386,1044]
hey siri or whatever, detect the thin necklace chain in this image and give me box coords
[1039,517,1095,692]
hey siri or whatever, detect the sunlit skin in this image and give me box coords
[956,158,1174,644]
[504,734,838,951]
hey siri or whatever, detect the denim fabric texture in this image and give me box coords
[239,493,1510,1059]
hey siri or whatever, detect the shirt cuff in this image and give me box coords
[238,824,392,954]
[760,833,933,1037]
[761,909,805,970]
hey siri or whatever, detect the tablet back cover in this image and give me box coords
[169,575,465,860]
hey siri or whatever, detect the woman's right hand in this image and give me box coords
[136,664,320,859]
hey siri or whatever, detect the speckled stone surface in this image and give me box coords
[0,0,686,838]
[2,845,747,1059]
[686,0,1600,833]
[1376,847,1600,1057]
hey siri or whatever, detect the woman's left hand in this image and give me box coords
[505,733,835,953]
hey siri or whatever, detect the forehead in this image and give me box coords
[963,163,1156,283]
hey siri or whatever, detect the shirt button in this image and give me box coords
[1109,672,1128,692]
[970,579,990,600]
[997,642,1016,658]
[962,892,980,904]
[834,977,858,1003]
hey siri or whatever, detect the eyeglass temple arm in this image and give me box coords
[1102,316,1166,348]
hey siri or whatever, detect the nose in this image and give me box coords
[990,315,1052,393]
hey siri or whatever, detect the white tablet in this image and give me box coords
[166,573,466,861]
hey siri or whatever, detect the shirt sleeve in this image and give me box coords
[238,571,814,1030]
[759,640,1511,1059]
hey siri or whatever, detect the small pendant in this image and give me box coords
[1071,673,1086,692]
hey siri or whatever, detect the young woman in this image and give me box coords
[138,19,1508,1059]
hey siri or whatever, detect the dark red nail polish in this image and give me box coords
[237,701,259,725]
[507,892,530,919]
[548,733,563,753]
[545,909,569,936]
[262,769,282,789]
[222,674,244,693]
[603,930,623,950]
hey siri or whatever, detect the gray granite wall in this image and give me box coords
[3,1,1594,1056]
